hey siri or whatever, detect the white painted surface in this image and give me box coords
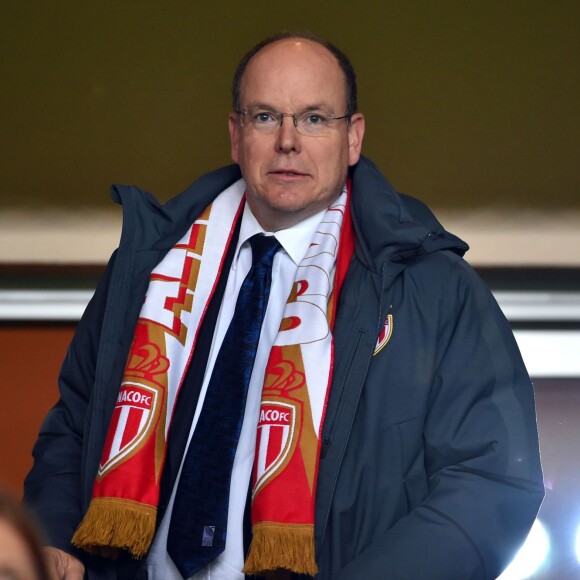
[2,209,580,266]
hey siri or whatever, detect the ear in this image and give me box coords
[347,113,365,166]
[229,112,240,164]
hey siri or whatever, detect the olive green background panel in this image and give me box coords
[1,1,578,209]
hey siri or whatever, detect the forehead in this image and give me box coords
[240,39,346,109]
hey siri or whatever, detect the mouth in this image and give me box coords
[269,169,308,178]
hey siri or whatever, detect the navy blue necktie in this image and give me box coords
[167,234,281,578]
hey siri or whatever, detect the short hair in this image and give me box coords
[232,31,358,118]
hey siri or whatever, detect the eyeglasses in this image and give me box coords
[236,107,350,136]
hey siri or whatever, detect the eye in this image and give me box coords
[253,111,276,124]
[304,112,328,125]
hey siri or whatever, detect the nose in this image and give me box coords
[275,115,301,154]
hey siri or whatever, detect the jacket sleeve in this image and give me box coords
[23,253,117,553]
[338,261,544,580]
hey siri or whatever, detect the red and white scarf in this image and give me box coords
[72,179,354,576]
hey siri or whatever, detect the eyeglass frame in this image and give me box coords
[234,107,352,136]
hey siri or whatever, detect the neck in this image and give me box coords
[247,195,342,232]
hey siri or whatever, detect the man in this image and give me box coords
[25,32,543,579]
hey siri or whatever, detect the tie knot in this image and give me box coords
[249,234,281,267]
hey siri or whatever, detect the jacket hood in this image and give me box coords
[110,164,244,252]
[349,156,468,273]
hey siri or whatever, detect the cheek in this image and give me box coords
[320,146,348,178]
[240,143,266,173]
[319,138,348,165]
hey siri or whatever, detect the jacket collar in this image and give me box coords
[109,157,467,269]
[110,164,243,253]
[349,156,468,273]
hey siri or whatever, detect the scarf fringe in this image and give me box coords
[71,497,156,559]
[243,523,318,576]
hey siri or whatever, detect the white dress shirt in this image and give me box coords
[147,202,326,579]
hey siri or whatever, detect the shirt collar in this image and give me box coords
[235,201,327,267]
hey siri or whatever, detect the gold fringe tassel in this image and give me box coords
[243,522,318,576]
[71,497,156,559]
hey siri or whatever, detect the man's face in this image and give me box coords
[229,39,365,231]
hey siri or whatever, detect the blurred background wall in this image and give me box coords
[1,0,578,265]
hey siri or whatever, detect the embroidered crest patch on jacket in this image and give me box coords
[374,314,393,355]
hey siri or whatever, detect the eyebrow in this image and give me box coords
[243,102,333,112]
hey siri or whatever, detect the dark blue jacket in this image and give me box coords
[25,157,544,579]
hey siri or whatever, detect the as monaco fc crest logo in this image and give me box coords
[253,399,300,496]
[374,314,393,355]
[97,382,161,477]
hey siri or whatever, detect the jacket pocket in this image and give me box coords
[398,414,429,511]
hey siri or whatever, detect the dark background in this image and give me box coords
[2,1,578,210]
